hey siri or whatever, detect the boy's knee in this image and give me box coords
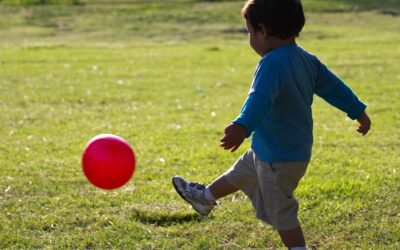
[263,201,300,231]
[268,213,300,231]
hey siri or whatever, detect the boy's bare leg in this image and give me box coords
[278,226,306,248]
[208,175,239,199]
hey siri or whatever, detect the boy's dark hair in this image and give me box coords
[241,0,305,39]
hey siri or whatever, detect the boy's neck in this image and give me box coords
[265,36,296,55]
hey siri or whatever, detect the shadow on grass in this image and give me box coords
[129,208,208,227]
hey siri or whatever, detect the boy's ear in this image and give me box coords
[257,23,269,38]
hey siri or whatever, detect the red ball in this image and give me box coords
[82,134,135,190]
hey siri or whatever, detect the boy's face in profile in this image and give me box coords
[246,19,269,57]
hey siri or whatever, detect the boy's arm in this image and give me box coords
[220,93,270,152]
[314,60,370,134]
[220,58,282,152]
[232,93,270,137]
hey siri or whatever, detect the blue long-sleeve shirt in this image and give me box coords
[233,44,366,162]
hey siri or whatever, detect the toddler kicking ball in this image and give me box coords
[82,134,135,190]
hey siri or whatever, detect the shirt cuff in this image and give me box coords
[232,119,252,138]
[347,102,367,120]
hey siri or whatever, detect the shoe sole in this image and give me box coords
[172,177,208,215]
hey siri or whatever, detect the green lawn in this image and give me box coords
[0,0,399,248]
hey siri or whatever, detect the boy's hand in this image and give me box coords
[356,111,371,135]
[220,123,247,152]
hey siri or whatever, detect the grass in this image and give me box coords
[0,0,399,248]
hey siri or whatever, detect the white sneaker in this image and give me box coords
[172,176,217,215]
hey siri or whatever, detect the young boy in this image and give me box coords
[172,0,371,249]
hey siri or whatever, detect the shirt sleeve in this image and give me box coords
[314,60,366,120]
[233,58,283,137]
[233,93,270,137]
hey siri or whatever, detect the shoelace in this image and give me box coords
[188,181,221,206]
[188,182,205,190]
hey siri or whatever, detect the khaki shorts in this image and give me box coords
[224,149,309,231]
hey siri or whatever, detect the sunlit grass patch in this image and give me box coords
[0,0,399,248]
